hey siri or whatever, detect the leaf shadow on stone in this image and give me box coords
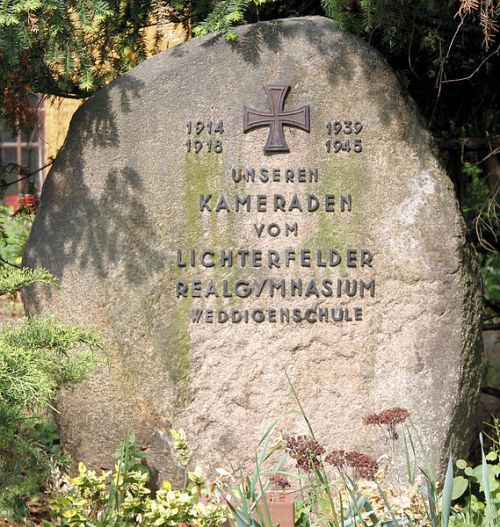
[198,19,293,66]
[168,45,189,59]
[225,18,356,85]
[72,166,166,281]
[117,75,145,114]
[24,74,166,308]
[228,22,285,65]
[218,16,413,134]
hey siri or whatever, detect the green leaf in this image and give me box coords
[480,434,496,526]
[441,452,454,527]
[486,450,498,462]
[13,0,42,11]
[78,69,94,91]
[452,476,469,500]
[464,465,477,478]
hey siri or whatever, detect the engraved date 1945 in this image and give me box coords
[325,120,363,153]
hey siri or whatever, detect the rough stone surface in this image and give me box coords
[24,17,482,481]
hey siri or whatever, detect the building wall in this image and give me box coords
[44,98,83,165]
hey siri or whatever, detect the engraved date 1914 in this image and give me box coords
[186,120,224,154]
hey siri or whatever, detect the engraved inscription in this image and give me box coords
[325,120,364,153]
[186,119,224,153]
[175,85,374,324]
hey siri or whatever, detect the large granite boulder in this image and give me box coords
[24,17,482,482]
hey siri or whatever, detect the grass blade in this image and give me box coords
[403,427,417,486]
[440,449,454,527]
[283,368,316,439]
[479,433,495,526]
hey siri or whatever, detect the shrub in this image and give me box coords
[45,432,226,527]
[46,418,500,527]
[0,315,103,517]
[0,201,104,518]
[449,420,500,527]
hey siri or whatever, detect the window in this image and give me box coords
[0,98,45,202]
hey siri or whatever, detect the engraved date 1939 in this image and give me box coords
[325,120,363,153]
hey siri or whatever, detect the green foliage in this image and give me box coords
[0,414,70,520]
[320,0,358,31]
[449,424,500,527]
[0,313,103,517]
[0,266,56,295]
[0,0,157,129]
[41,398,500,527]
[45,433,226,527]
[0,195,104,518]
[0,316,102,401]
[461,163,489,223]
[171,427,192,467]
[0,205,58,304]
[0,205,57,299]
[193,0,274,40]
[0,204,33,267]
[481,253,500,306]
[460,163,499,308]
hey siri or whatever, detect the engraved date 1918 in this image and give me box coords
[186,120,224,154]
[325,120,363,153]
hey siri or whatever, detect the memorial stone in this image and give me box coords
[24,17,483,480]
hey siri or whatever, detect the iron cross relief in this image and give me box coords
[243,85,310,152]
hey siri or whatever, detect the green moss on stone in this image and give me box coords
[166,292,192,405]
[137,267,193,407]
[183,154,221,249]
[183,152,247,309]
[306,156,365,272]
